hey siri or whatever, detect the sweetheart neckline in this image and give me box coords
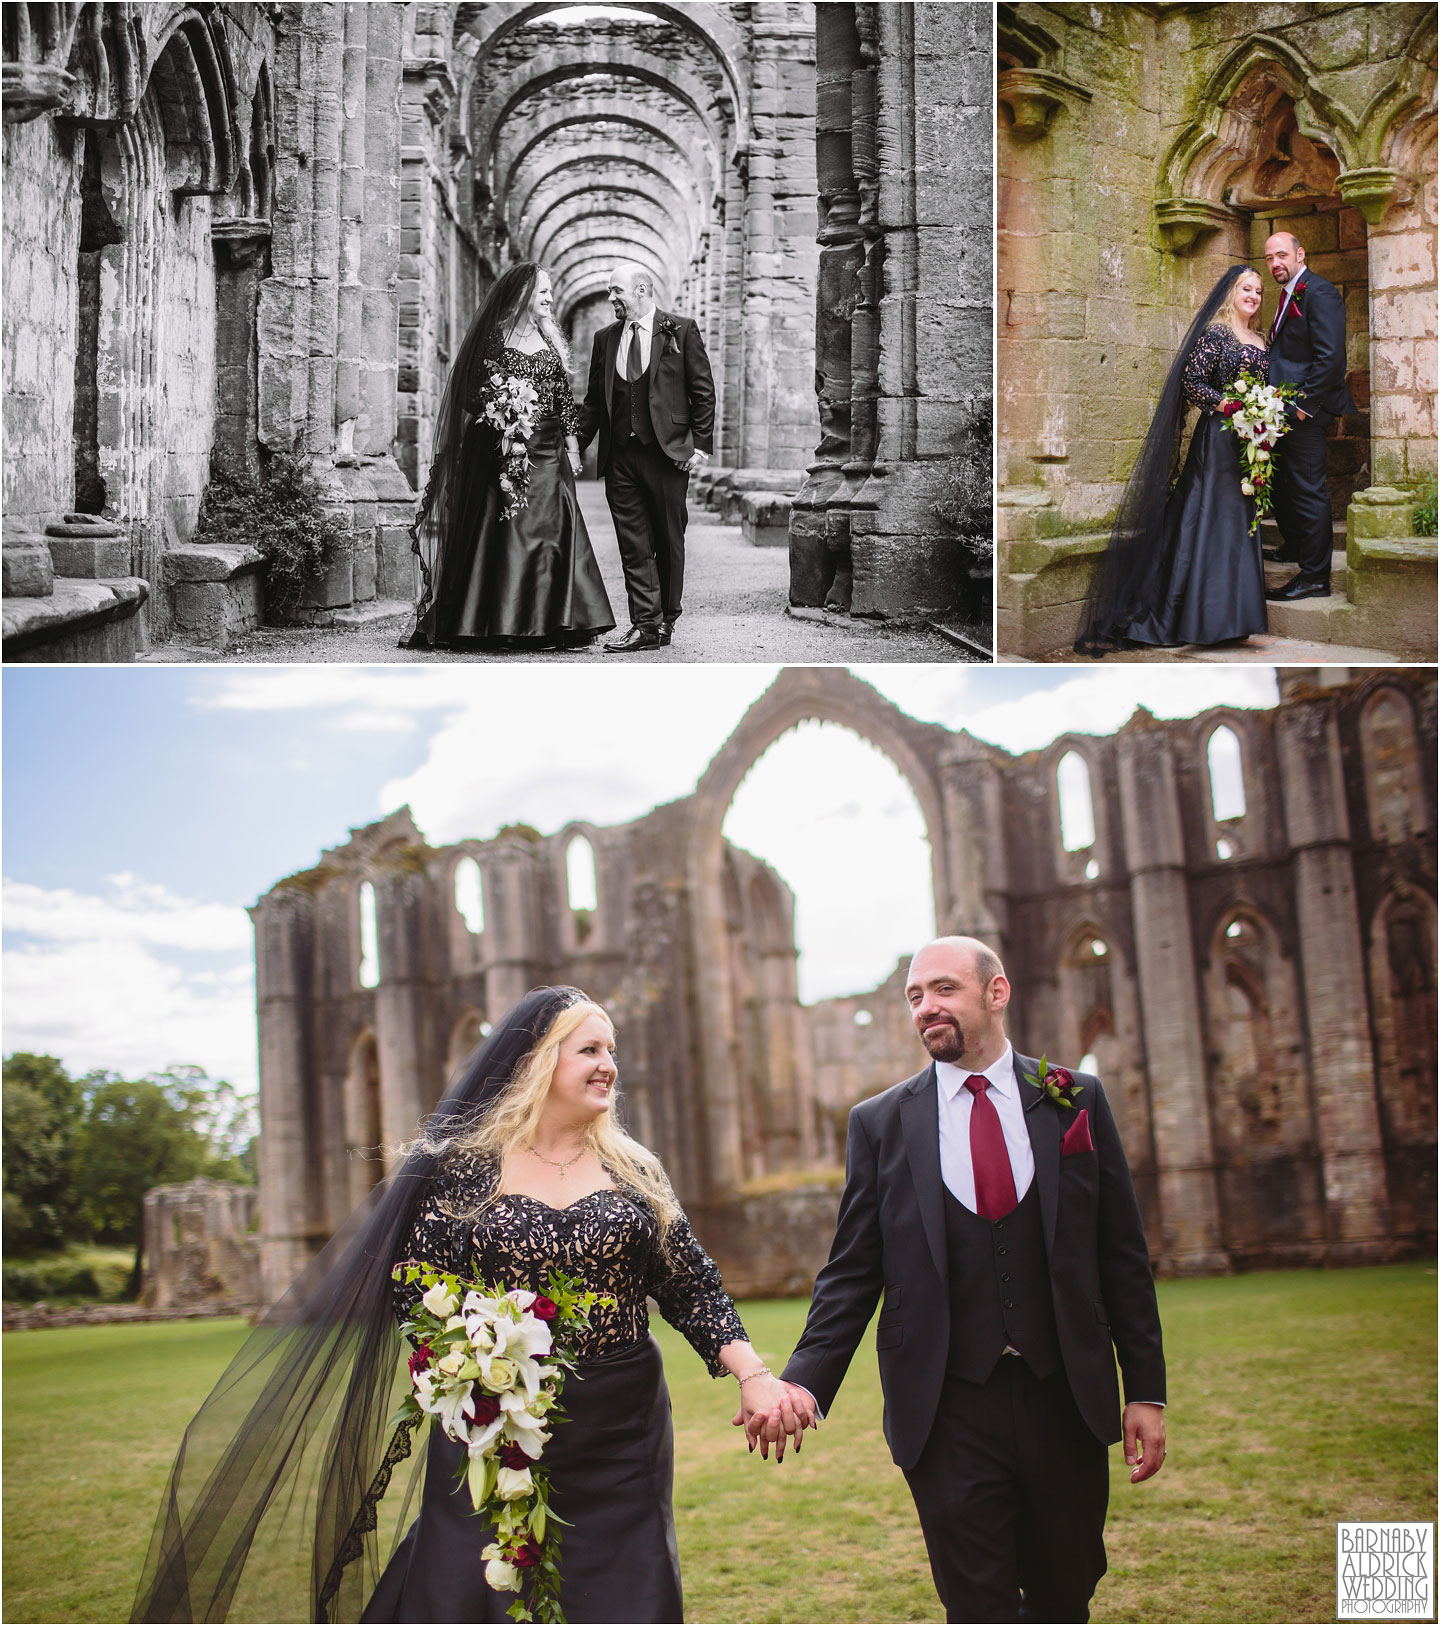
[495,1188,622,1215]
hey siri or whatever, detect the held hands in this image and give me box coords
[731,1377,816,1462]
[1123,1402,1166,1484]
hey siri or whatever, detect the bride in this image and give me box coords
[132,987,798,1624]
[404,264,615,652]
[1074,265,1271,655]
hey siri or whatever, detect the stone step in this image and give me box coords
[739,491,793,547]
[3,577,149,662]
[329,598,412,628]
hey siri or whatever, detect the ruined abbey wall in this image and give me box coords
[252,668,1435,1306]
[997,2,1437,658]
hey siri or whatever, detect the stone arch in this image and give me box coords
[560,824,601,953]
[446,1007,488,1078]
[1358,683,1430,843]
[1054,920,1149,1173]
[1201,901,1319,1262]
[454,1,751,154]
[342,1027,382,1209]
[685,669,956,1195]
[1044,737,1104,884]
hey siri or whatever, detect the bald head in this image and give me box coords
[905,937,1010,1069]
[607,262,656,321]
[1263,232,1306,285]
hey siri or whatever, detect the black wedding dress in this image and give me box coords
[362,1153,747,1624]
[1113,326,1269,647]
[406,343,614,651]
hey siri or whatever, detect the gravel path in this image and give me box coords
[151,485,968,664]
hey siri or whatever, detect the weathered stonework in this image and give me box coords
[790,2,992,631]
[140,1179,260,1313]
[253,666,1435,1306]
[997,3,1438,658]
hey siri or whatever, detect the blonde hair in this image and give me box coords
[1226,270,1266,346]
[453,999,680,1245]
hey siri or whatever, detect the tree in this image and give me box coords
[1,1054,85,1251]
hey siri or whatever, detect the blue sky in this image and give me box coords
[3,663,1277,1093]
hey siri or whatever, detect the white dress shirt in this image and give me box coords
[936,1043,1034,1213]
[615,306,655,377]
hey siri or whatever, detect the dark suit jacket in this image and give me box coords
[781,1055,1166,1471]
[1268,269,1356,426]
[578,309,716,472]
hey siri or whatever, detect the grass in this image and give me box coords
[3,1265,1434,1623]
[2,1242,136,1303]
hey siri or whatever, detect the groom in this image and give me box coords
[1261,230,1357,602]
[578,263,715,652]
[754,937,1167,1623]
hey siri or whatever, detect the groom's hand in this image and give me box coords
[742,1382,816,1461]
[1123,1402,1166,1484]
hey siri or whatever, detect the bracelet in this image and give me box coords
[736,1366,772,1387]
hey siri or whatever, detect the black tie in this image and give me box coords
[625,320,643,383]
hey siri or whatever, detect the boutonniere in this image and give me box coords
[655,315,680,356]
[1287,287,1305,320]
[1022,1055,1081,1110]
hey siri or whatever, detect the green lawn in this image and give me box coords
[4,1265,1434,1623]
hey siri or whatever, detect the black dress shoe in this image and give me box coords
[658,619,675,647]
[1262,547,1300,564]
[1265,574,1331,602]
[603,625,662,652]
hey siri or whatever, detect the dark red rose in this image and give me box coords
[1219,401,1241,417]
[467,1392,501,1425]
[408,1343,433,1376]
[510,1538,543,1569]
[1048,1067,1076,1091]
[497,1441,532,1470]
[531,1296,559,1323]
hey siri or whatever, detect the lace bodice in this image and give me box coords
[393,1152,747,1375]
[1184,325,1270,413]
[465,342,580,436]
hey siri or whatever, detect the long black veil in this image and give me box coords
[1073,265,1250,655]
[402,263,541,650]
[132,986,588,1623]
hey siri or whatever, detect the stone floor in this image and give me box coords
[1009,632,1409,664]
[147,485,970,664]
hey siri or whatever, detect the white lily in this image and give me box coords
[509,1313,553,1362]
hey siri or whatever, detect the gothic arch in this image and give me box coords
[685,669,957,1195]
[1358,683,1430,844]
[342,1027,382,1209]
[446,1007,488,1078]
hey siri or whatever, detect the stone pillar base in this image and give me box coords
[164,544,266,652]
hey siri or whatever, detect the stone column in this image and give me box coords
[789,2,864,610]
[372,868,436,1163]
[1115,726,1226,1273]
[839,1,989,620]
[1275,696,1393,1261]
[936,732,1008,946]
[251,887,320,1306]
[479,842,546,1022]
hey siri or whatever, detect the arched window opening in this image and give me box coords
[1089,939,1107,958]
[1079,1052,1098,1076]
[1207,725,1247,822]
[567,835,598,945]
[1216,837,1235,861]
[358,882,380,989]
[1085,858,1099,880]
[853,1008,873,1027]
[454,856,485,934]
[1056,751,1096,852]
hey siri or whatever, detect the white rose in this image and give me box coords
[495,1465,535,1501]
[1241,481,1255,496]
[482,1356,519,1393]
[483,1556,520,1593]
[1254,448,1270,462]
[421,1283,459,1319]
[436,1350,466,1377]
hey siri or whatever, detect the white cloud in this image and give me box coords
[962,669,1278,755]
[3,875,257,1090]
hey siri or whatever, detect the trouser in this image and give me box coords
[604,437,689,627]
[1271,415,1333,578]
[902,1359,1109,1624]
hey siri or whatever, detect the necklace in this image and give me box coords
[528,1143,585,1177]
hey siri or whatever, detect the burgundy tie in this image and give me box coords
[625,320,643,382]
[965,1076,1018,1220]
[1269,290,1289,345]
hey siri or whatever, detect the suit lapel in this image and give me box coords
[604,322,622,420]
[899,1065,947,1284]
[643,310,669,388]
[1015,1051,1059,1257]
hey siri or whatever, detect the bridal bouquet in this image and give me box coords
[477,368,541,519]
[1218,371,1301,537]
[392,1263,610,1623]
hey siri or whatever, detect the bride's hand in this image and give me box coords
[568,451,583,475]
[732,1375,809,1460]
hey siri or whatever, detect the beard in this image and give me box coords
[918,1017,966,1063]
